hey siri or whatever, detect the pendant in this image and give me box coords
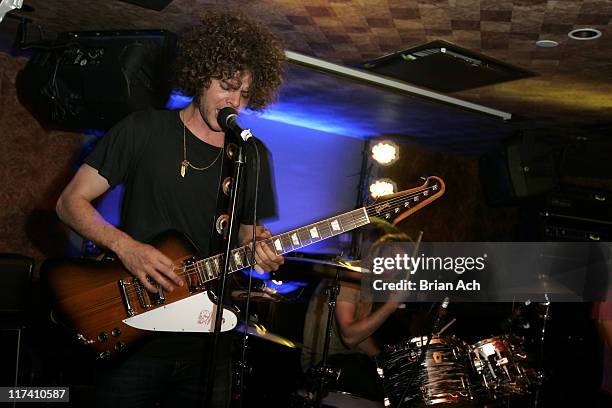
[181,160,188,178]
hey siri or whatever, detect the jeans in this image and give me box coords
[95,342,231,408]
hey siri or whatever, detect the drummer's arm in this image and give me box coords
[335,300,398,353]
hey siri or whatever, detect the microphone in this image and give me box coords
[217,107,255,142]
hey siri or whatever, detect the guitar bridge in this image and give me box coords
[118,279,135,317]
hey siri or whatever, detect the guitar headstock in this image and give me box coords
[366,176,445,225]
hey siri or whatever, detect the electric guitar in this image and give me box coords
[44,176,445,359]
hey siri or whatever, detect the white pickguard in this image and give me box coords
[122,291,238,332]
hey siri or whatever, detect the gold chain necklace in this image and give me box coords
[180,115,223,178]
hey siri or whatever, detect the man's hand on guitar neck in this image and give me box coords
[116,238,184,293]
[239,224,284,274]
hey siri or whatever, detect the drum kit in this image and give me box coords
[230,254,549,408]
[377,333,545,407]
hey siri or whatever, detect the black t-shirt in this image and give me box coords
[86,109,276,256]
[85,109,277,359]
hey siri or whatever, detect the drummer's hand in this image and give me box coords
[239,224,284,275]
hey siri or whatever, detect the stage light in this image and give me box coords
[371,141,399,165]
[369,178,397,198]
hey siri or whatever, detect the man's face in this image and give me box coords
[197,70,252,132]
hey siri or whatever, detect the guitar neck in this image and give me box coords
[193,207,370,282]
[191,175,443,282]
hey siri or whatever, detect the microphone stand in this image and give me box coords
[205,141,246,407]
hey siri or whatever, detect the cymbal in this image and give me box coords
[231,289,285,303]
[235,321,302,349]
[277,255,369,283]
[284,256,368,273]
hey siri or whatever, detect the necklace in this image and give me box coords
[180,115,223,178]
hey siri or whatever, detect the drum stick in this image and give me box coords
[436,318,456,336]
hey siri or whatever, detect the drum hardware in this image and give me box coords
[436,318,456,336]
[295,261,354,407]
[533,295,550,408]
[387,297,460,408]
[282,255,369,283]
[470,336,529,398]
[377,335,475,408]
[234,320,302,349]
[312,265,343,408]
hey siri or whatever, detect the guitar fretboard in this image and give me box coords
[188,177,442,284]
[190,207,369,283]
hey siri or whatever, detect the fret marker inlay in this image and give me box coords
[309,227,319,239]
[331,220,341,232]
[291,233,300,246]
[274,239,283,252]
[233,252,243,268]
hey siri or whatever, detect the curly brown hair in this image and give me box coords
[174,11,285,111]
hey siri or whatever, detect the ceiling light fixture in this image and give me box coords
[535,40,559,48]
[568,28,602,41]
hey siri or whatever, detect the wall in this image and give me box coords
[378,143,519,242]
[0,52,81,271]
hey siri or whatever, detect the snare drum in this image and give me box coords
[470,336,530,398]
[377,336,474,407]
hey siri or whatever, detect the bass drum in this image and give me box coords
[377,336,475,407]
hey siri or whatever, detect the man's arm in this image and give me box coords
[238,224,284,273]
[335,299,398,353]
[56,164,183,293]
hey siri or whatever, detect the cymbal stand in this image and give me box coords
[533,294,550,408]
[310,267,342,408]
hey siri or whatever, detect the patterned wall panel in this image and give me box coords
[0,52,82,271]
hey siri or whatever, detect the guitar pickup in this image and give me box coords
[132,278,151,309]
[148,286,165,305]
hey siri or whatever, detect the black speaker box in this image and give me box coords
[17,30,176,131]
[480,133,558,206]
[0,254,33,315]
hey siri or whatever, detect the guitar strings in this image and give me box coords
[103,184,439,300]
[78,185,440,311]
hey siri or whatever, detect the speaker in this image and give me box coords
[17,29,176,131]
[480,133,558,206]
[0,254,33,316]
[0,254,33,389]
